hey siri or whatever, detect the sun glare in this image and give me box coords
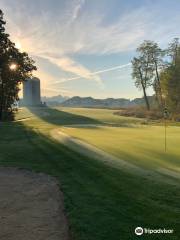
[15,41,22,50]
[9,63,17,70]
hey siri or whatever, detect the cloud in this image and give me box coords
[1,1,148,55]
[92,63,131,75]
[2,0,180,56]
[71,0,85,22]
[42,87,71,94]
[52,62,131,85]
[36,69,73,96]
[1,0,105,88]
[1,2,173,56]
[36,53,103,87]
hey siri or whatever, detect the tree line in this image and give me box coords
[132,39,180,116]
[0,9,36,121]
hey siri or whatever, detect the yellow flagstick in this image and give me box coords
[164,107,168,153]
[164,117,167,152]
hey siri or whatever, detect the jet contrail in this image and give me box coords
[52,62,131,85]
[92,63,131,75]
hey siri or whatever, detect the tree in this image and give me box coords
[0,9,36,121]
[137,40,164,108]
[167,38,179,66]
[132,41,161,110]
[132,56,153,110]
[161,40,180,115]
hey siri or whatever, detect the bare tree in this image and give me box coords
[132,56,153,110]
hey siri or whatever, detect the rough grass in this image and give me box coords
[0,107,179,240]
[115,107,164,120]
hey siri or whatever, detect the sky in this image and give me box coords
[1,0,180,99]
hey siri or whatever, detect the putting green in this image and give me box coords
[61,125,180,172]
[51,107,180,173]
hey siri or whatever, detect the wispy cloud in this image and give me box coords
[71,0,85,22]
[42,87,72,94]
[92,63,131,75]
[2,1,180,56]
[1,1,148,57]
[36,53,103,86]
[52,62,131,85]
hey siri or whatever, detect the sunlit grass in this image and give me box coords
[61,125,180,171]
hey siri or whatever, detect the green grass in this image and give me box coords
[0,107,180,240]
[55,107,180,171]
[61,125,180,171]
[58,107,145,126]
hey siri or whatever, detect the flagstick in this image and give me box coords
[164,117,167,152]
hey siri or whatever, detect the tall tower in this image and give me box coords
[23,77,41,106]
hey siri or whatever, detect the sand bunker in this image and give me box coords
[0,167,70,240]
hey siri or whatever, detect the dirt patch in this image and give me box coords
[0,167,70,240]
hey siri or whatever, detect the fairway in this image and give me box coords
[0,106,180,240]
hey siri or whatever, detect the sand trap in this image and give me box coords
[0,167,70,240]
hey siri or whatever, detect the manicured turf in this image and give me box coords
[57,107,180,171]
[61,124,180,171]
[0,107,180,240]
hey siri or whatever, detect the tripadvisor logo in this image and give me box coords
[135,227,174,236]
[135,227,143,236]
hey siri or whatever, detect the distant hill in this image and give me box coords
[60,96,155,108]
[41,95,69,106]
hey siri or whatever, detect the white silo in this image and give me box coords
[23,77,41,106]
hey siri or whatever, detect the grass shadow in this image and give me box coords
[27,106,102,127]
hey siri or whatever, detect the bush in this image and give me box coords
[114,107,164,120]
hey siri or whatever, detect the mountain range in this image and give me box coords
[44,95,155,108]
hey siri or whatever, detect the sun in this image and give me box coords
[9,63,17,70]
